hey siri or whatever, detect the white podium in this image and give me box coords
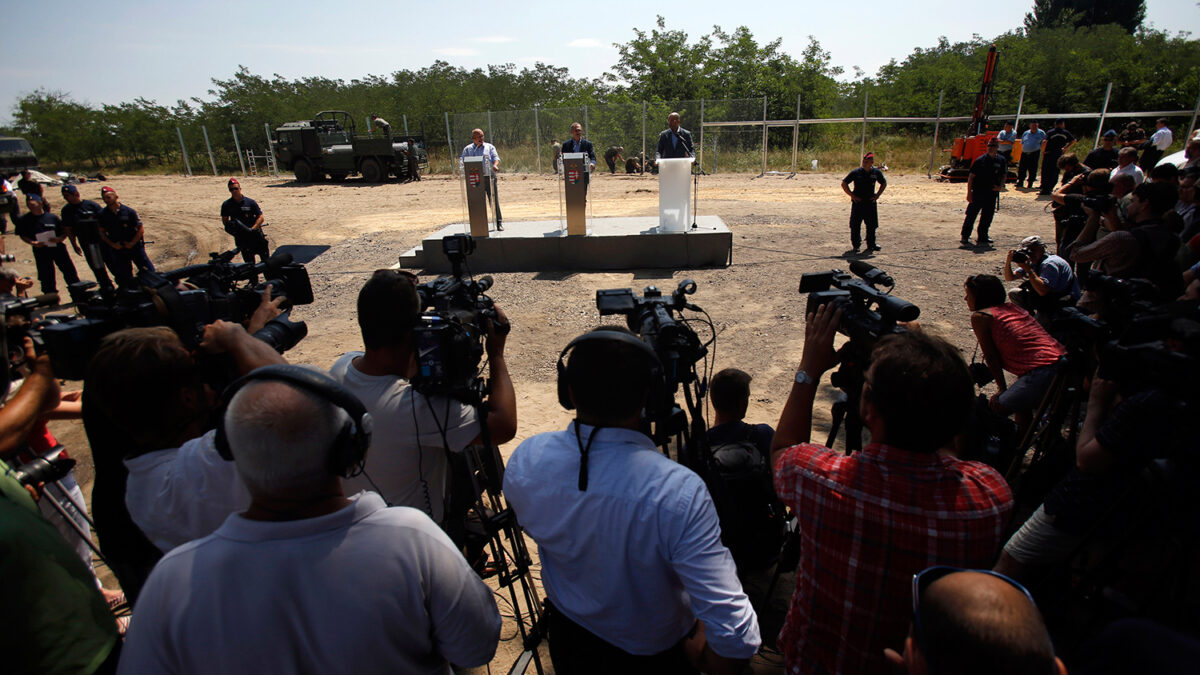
[657,157,693,232]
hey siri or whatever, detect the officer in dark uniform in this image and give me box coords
[1039,118,1076,195]
[59,184,113,292]
[840,152,887,254]
[961,138,1008,247]
[15,194,79,295]
[97,186,154,284]
[220,178,269,269]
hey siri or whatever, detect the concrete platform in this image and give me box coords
[399,216,732,273]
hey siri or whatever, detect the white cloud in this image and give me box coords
[471,36,515,44]
[434,47,480,56]
[567,38,604,48]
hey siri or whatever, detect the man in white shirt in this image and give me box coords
[1111,146,1145,186]
[328,269,515,549]
[1140,117,1174,172]
[504,327,760,673]
[460,128,503,229]
[118,366,501,674]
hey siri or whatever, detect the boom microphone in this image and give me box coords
[849,260,895,287]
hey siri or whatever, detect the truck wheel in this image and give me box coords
[293,159,314,183]
[360,157,383,183]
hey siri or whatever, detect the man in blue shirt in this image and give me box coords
[15,195,79,295]
[996,122,1017,163]
[220,178,269,267]
[97,186,154,284]
[1003,234,1080,316]
[1018,121,1047,189]
[504,327,760,672]
[460,129,503,230]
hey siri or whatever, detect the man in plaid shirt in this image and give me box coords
[771,304,1013,674]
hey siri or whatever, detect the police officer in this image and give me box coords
[1039,118,1076,195]
[220,178,269,268]
[97,186,154,284]
[15,194,79,295]
[59,184,113,292]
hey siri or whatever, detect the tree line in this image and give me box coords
[5,4,1196,172]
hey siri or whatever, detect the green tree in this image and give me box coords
[1024,0,1145,33]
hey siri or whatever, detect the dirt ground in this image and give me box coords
[10,169,1058,672]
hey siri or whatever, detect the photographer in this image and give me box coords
[504,326,759,673]
[1004,235,1080,316]
[85,321,284,555]
[328,269,516,528]
[770,304,1012,674]
[118,367,501,674]
[1050,153,1091,251]
[1071,182,1184,300]
[965,275,1066,427]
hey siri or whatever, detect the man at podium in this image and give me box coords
[656,112,694,160]
[461,128,503,230]
[561,123,596,193]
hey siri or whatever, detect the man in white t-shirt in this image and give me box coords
[328,269,516,528]
[118,367,501,674]
[1111,146,1145,186]
[1140,117,1174,172]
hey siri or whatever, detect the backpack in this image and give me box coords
[705,426,787,574]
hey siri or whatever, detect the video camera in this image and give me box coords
[10,247,314,381]
[410,234,507,400]
[798,260,919,350]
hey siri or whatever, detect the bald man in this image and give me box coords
[460,128,503,230]
[886,569,1065,675]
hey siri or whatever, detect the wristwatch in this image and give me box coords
[794,370,816,386]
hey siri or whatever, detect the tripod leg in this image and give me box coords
[825,395,847,449]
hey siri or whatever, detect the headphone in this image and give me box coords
[214,365,373,479]
[556,329,667,415]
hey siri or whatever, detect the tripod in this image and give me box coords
[1003,356,1088,512]
[823,343,871,455]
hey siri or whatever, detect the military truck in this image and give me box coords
[0,136,39,177]
[272,111,428,183]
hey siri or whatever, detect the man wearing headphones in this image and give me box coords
[503,326,760,673]
[328,270,516,529]
[119,365,501,673]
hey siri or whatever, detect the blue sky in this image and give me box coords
[3,0,1196,124]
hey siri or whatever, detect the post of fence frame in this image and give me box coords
[758,96,768,178]
[792,93,801,174]
[1014,85,1026,132]
[860,90,869,159]
[642,101,647,174]
[699,99,705,172]
[445,112,455,175]
[232,124,246,177]
[403,114,409,136]
[202,126,218,176]
[928,91,944,178]
[534,105,542,174]
[1095,82,1114,148]
[487,110,493,143]
[176,127,192,177]
[1188,88,1200,141]
[584,105,589,138]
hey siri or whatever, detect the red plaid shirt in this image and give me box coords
[773,442,1012,674]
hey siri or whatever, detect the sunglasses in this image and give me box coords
[911,566,1036,663]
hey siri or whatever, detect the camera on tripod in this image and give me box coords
[9,449,76,488]
[410,234,507,400]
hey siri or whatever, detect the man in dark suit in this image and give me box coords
[656,112,694,161]
[561,123,597,194]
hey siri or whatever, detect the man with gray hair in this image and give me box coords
[119,366,502,674]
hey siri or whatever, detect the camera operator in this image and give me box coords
[965,275,1066,430]
[1004,235,1080,316]
[84,320,285,557]
[504,326,760,674]
[1070,182,1184,300]
[1,340,123,674]
[1050,153,1091,251]
[328,270,516,529]
[118,367,501,674]
[770,305,1013,674]
[0,266,35,299]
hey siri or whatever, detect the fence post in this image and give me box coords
[403,114,409,136]
[761,95,768,176]
[713,133,719,174]
[860,90,869,159]
[534,105,542,174]
[176,127,192,177]
[232,124,246,177]
[1188,88,1200,141]
[487,110,493,143]
[584,105,589,138]
[202,126,218,176]
[642,101,647,173]
[928,91,944,178]
[1014,85,1026,132]
[1095,82,1114,148]
[792,93,801,173]
[699,99,705,172]
[445,112,455,175]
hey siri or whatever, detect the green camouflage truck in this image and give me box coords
[272,110,427,183]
